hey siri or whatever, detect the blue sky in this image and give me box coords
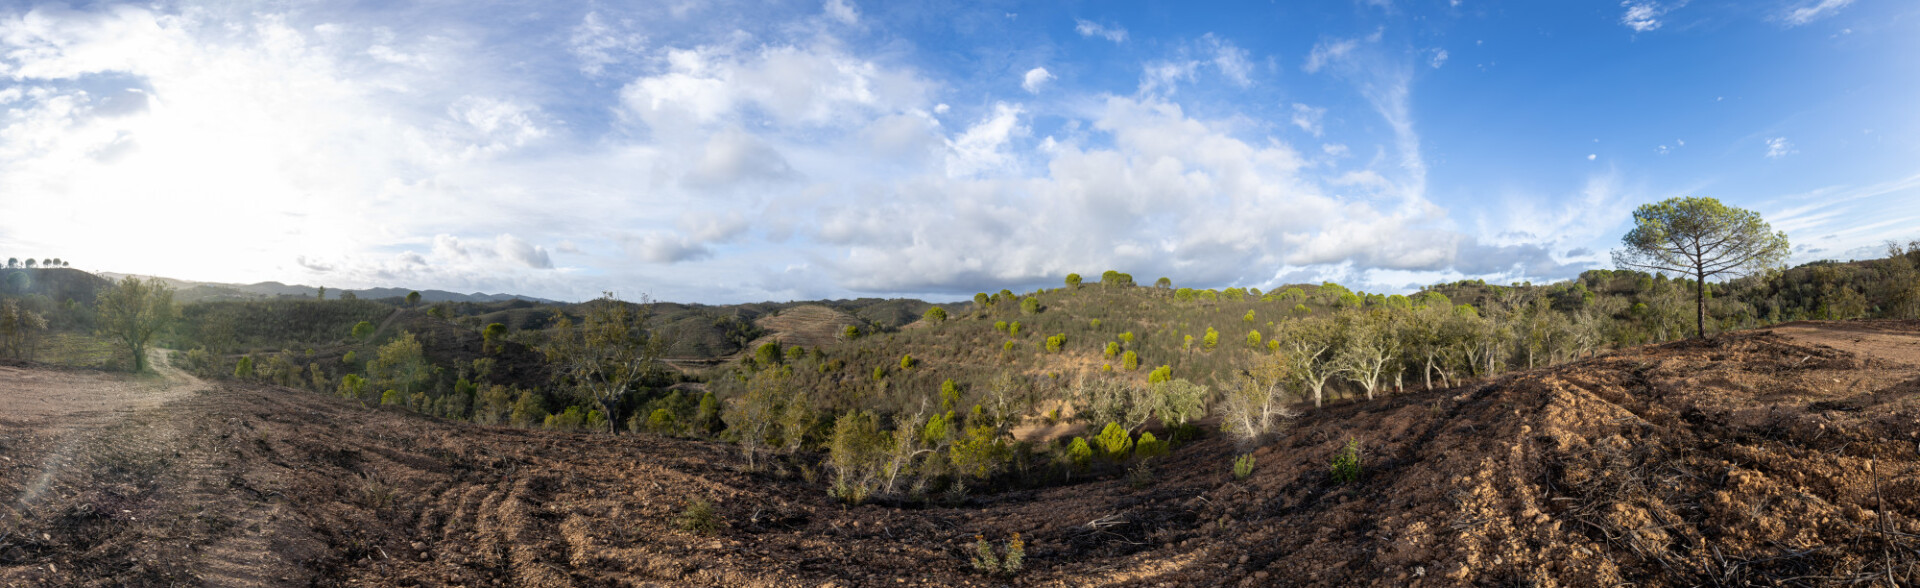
[0,0,1914,303]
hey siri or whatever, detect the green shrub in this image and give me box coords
[1243,309,1256,322]
[755,341,783,368]
[1002,340,1015,352]
[1066,437,1093,471]
[338,373,368,399]
[1020,297,1040,315]
[545,406,587,432]
[379,389,403,406]
[1202,327,1219,350]
[1246,329,1261,348]
[233,355,254,379]
[872,365,887,380]
[585,409,609,432]
[1104,341,1120,358]
[971,533,1025,575]
[341,350,356,364]
[1122,350,1141,371]
[1331,437,1362,484]
[510,391,547,427]
[948,424,1009,479]
[1044,333,1066,353]
[1147,365,1172,384]
[1095,422,1132,460]
[785,345,805,362]
[1089,318,1101,328]
[1233,453,1256,480]
[1008,321,1021,338]
[1135,431,1167,459]
[899,354,916,370]
[1065,273,1082,288]
[842,325,860,339]
[993,321,1008,332]
[924,306,948,323]
[940,379,961,411]
[675,498,720,535]
[1117,331,1134,344]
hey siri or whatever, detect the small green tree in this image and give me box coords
[1095,422,1133,460]
[1202,327,1219,350]
[1065,273,1083,289]
[1104,341,1120,358]
[351,321,376,342]
[754,341,784,368]
[1246,329,1262,348]
[1008,321,1022,338]
[482,323,507,353]
[924,306,948,323]
[543,293,668,433]
[1121,350,1140,371]
[1044,333,1066,353]
[1020,296,1040,315]
[95,276,175,372]
[405,291,422,307]
[233,355,254,379]
[367,332,431,397]
[900,353,916,369]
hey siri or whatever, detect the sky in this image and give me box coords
[0,0,1915,303]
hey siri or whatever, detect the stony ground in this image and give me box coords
[2,321,1918,587]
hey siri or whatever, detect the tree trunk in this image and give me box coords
[1423,355,1435,390]
[1695,269,1707,339]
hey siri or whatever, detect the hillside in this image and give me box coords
[3,323,1916,585]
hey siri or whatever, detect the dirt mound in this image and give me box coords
[749,304,863,351]
[4,323,1917,586]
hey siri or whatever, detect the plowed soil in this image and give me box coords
[3,321,1919,586]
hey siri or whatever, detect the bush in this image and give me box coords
[1244,310,1256,323]
[234,355,254,379]
[545,406,588,431]
[1065,273,1082,289]
[1104,341,1120,358]
[379,389,403,406]
[924,306,948,323]
[993,320,1008,332]
[842,325,860,340]
[1135,431,1167,459]
[1008,321,1022,338]
[1066,437,1093,471]
[510,391,547,427]
[1020,297,1040,315]
[971,533,1025,576]
[899,354,916,370]
[1202,327,1219,350]
[1331,437,1362,484]
[940,379,961,411]
[675,498,720,535]
[948,424,1009,479]
[1095,422,1132,460]
[755,341,783,368]
[1122,350,1140,371]
[1233,453,1255,480]
[1044,333,1066,353]
[341,350,356,364]
[1246,329,1262,348]
[1147,365,1172,384]
[338,373,368,399]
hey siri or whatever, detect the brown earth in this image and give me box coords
[2,322,1918,586]
[749,305,864,352]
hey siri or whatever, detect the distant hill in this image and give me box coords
[0,267,112,304]
[95,273,561,304]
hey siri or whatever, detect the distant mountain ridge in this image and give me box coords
[95,273,561,304]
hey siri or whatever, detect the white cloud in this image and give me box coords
[1429,49,1448,69]
[1021,66,1055,93]
[824,0,860,26]
[496,234,554,269]
[1783,0,1853,26]
[1303,38,1357,73]
[1765,137,1795,159]
[569,11,645,76]
[1203,34,1253,86]
[1587,154,1597,161]
[1619,1,1682,33]
[1139,60,1198,95]
[628,231,711,264]
[944,102,1026,177]
[683,128,799,188]
[1322,143,1349,157]
[1290,103,1326,137]
[1074,19,1127,43]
